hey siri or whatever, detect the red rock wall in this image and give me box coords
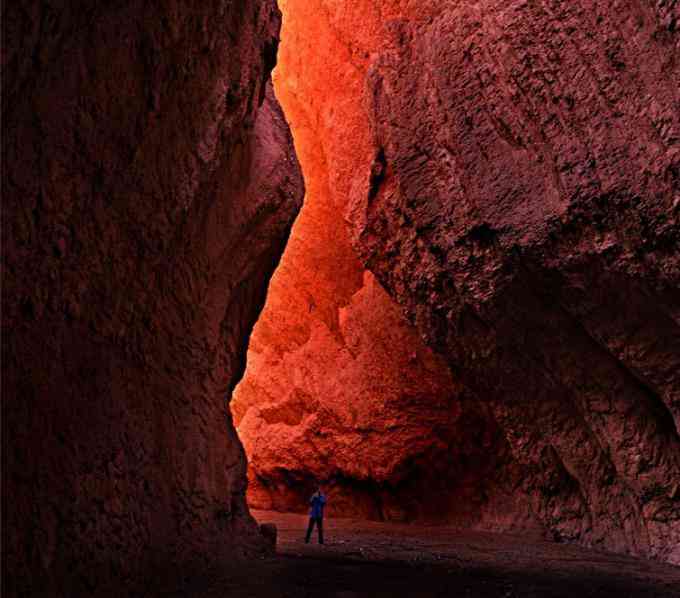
[232,0,519,527]
[234,272,512,523]
[349,0,680,563]
[234,0,679,564]
[2,2,303,594]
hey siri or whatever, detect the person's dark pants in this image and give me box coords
[305,516,324,544]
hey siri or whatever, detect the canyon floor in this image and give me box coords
[160,510,680,597]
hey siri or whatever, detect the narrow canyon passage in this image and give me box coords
[3,0,679,596]
[232,0,509,526]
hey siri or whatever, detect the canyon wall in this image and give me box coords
[350,0,680,563]
[233,0,517,527]
[237,0,680,564]
[2,2,303,595]
[234,271,514,524]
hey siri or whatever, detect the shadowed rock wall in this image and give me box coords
[2,2,303,594]
[350,0,680,563]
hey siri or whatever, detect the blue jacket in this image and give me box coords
[309,492,327,518]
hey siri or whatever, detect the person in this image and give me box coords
[305,486,327,544]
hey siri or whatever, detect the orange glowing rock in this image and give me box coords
[232,0,500,522]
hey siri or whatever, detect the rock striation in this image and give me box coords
[2,1,303,594]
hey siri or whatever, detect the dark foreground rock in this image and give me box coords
[2,2,303,595]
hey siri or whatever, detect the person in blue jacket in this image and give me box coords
[305,485,327,544]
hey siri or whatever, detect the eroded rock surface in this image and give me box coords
[233,0,514,526]
[234,272,513,523]
[237,0,680,564]
[2,2,303,594]
[350,0,680,563]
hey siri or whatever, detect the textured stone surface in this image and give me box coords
[234,272,512,523]
[232,0,509,531]
[2,2,303,594]
[233,0,512,526]
[237,0,680,564]
[349,0,680,563]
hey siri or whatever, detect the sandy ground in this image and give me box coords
[168,510,679,598]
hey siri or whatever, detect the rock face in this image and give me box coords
[236,0,680,565]
[233,0,513,526]
[234,272,511,523]
[349,0,680,563]
[2,2,303,594]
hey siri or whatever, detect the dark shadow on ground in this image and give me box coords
[21,510,680,597]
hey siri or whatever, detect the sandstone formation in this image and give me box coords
[234,272,513,523]
[4,4,679,596]
[237,0,680,564]
[232,0,515,527]
[2,2,303,595]
[350,0,680,563]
